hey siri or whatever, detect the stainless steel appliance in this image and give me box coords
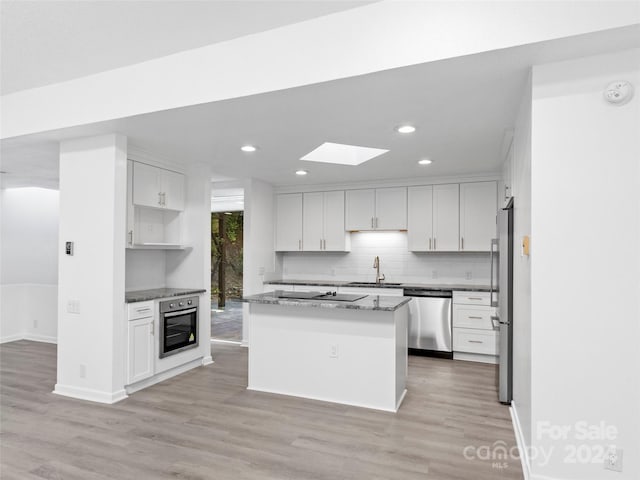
[159,296,199,358]
[492,197,514,404]
[404,288,453,358]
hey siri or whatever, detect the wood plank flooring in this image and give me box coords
[1,341,523,479]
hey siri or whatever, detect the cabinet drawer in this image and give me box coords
[453,305,496,330]
[453,328,498,355]
[128,301,154,320]
[453,291,490,306]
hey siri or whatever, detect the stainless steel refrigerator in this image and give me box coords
[491,197,514,405]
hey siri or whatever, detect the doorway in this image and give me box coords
[211,211,243,342]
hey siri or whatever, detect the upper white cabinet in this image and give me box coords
[303,191,349,251]
[460,181,497,251]
[408,184,459,251]
[345,187,407,231]
[275,193,303,251]
[133,162,185,211]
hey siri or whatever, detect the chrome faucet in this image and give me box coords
[373,256,385,284]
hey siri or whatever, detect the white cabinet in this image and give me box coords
[345,187,407,231]
[452,291,498,363]
[408,184,459,251]
[460,181,497,251]
[133,162,185,211]
[303,191,349,251]
[275,193,303,251]
[127,301,155,385]
[126,161,184,249]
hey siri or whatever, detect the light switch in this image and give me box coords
[65,241,74,256]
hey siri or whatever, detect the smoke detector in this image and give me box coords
[603,81,634,105]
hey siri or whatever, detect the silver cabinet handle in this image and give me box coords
[371,217,374,228]
[128,230,133,245]
[461,237,464,250]
[323,239,326,250]
[158,192,162,205]
[468,316,483,319]
[434,238,437,250]
[490,238,498,306]
[320,239,322,250]
[162,192,167,206]
[468,340,483,344]
[468,297,483,301]
[136,307,151,313]
[429,237,432,250]
[375,217,378,228]
[299,239,302,250]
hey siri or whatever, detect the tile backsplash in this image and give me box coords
[280,231,491,285]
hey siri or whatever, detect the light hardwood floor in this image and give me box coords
[1,341,523,479]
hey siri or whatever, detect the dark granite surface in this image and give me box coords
[125,288,206,303]
[243,290,412,312]
[264,279,490,292]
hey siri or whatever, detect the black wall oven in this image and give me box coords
[159,296,199,358]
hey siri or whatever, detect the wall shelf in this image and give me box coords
[127,243,187,250]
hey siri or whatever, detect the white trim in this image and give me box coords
[275,172,501,194]
[23,333,57,344]
[0,334,24,344]
[53,384,128,404]
[511,401,531,480]
[201,355,214,366]
[211,338,241,345]
[125,357,202,394]
[240,340,249,348]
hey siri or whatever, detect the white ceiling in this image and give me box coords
[0,0,376,94]
[1,23,638,190]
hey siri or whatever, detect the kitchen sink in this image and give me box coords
[346,282,403,287]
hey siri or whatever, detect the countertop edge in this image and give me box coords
[243,294,412,312]
[125,288,207,303]
[263,279,491,292]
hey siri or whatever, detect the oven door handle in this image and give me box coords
[163,308,197,318]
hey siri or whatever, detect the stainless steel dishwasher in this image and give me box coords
[404,288,453,358]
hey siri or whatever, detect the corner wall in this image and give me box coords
[0,187,59,343]
[530,48,639,480]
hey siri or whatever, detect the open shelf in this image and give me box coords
[127,243,187,250]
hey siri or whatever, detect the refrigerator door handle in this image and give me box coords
[490,315,500,330]
[490,238,498,307]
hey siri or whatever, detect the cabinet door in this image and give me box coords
[127,317,154,385]
[375,187,407,230]
[275,193,303,251]
[407,186,433,251]
[323,191,348,251]
[345,189,375,231]
[303,192,324,252]
[162,170,185,211]
[460,181,497,251]
[433,184,459,251]
[132,162,162,208]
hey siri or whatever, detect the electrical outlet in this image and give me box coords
[329,343,338,358]
[465,271,472,280]
[79,364,86,379]
[604,447,623,472]
[66,300,80,314]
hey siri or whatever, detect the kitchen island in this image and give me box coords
[242,291,411,412]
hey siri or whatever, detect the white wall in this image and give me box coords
[3,1,639,139]
[242,178,277,345]
[281,231,490,285]
[508,75,533,458]
[529,49,639,480]
[55,134,128,404]
[0,187,59,343]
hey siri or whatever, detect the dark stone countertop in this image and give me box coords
[125,288,207,303]
[264,279,490,292]
[242,291,412,312]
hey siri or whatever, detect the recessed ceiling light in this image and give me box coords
[241,145,257,152]
[418,159,433,165]
[295,170,308,176]
[300,142,389,166]
[396,125,416,134]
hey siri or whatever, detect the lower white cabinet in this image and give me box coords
[452,291,498,363]
[127,303,155,385]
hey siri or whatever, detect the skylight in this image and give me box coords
[300,142,389,166]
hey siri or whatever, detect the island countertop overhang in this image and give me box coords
[242,291,411,312]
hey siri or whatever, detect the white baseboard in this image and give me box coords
[125,357,202,394]
[24,333,57,344]
[53,384,128,404]
[202,355,214,366]
[0,333,24,344]
[1,334,58,344]
[511,401,532,480]
[453,352,498,364]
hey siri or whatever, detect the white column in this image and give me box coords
[54,134,128,403]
